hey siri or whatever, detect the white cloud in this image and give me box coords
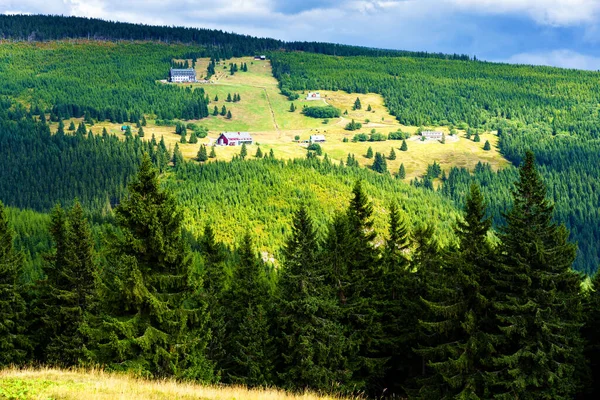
[507,49,600,70]
[448,0,600,26]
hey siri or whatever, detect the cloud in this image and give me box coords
[448,0,600,26]
[507,49,600,70]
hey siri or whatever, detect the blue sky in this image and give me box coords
[3,0,600,70]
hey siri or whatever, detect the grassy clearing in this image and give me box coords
[0,368,357,400]
[48,57,509,179]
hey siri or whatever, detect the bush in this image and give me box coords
[307,143,322,155]
[370,133,387,142]
[302,106,341,119]
[345,119,362,131]
[353,133,369,142]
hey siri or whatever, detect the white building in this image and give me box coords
[421,131,444,140]
[306,92,321,101]
[169,68,197,83]
[310,135,326,143]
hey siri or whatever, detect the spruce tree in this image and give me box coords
[220,105,227,116]
[255,146,263,158]
[197,144,208,162]
[40,201,97,366]
[172,143,184,167]
[490,151,583,399]
[366,146,373,159]
[0,201,29,366]
[353,97,362,110]
[289,103,296,112]
[398,163,406,179]
[68,121,76,131]
[209,145,217,158]
[401,139,408,151]
[189,131,198,144]
[213,106,219,116]
[226,93,232,102]
[388,147,396,160]
[483,140,491,150]
[277,207,351,391]
[474,133,481,142]
[240,143,248,160]
[137,127,144,138]
[372,152,388,173]
[224,233,274,386]
[226,110,232,119]
[416,184,498,398]
[87,155,212,379]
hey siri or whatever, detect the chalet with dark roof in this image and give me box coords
[169,68,197,83]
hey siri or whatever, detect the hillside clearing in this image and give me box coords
[0,368,357,400]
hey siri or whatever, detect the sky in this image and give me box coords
[2,0,600,70]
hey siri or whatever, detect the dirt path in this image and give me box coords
[261,87,280,134]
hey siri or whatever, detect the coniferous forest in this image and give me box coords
[1,14,600,399]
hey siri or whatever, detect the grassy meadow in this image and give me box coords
[0,368,358,400]
[48,56,509,179]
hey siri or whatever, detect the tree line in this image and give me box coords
[3,151,600,399]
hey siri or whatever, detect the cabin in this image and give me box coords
[254,55,267,61]
[121,125,130,132]
[306,92,321,101]
[421,131,444,140]
[310,135,326,143]
[217,132,253,146]
[169,68,197,83]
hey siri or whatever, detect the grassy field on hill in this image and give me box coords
[45,55,508,180]
[0,369,354,400]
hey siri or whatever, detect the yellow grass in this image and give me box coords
[0,368,359,400]
[48,57,509,179]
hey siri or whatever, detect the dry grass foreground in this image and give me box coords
[0,368,359,400]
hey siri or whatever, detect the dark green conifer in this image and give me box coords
[197,144,208,162]
[213,106,219,116]
[220,105,227,116]
[289,103,296,112]
[137,127,144,138]
[398,163,406,179]
[388,147,396,160]
[172,143,184,167]
[401,139,408,151]
[277,206,351,391]
[366,146,373,159]
[189,131,198,144]
[68,121,76,131]
[87,155,212,379]
[490,151,583,398]
[0,201,29,366]
[240,143,248,160]
[483,140,491,150]
[226,110,232,119]
[255,147,263,158]
[209,145,217,158]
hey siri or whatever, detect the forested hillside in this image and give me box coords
[0,14,470,60]
[271,52,600,273]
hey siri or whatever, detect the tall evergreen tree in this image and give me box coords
[490,151,583,399]
[224,233,274,386]
[401,139,408,151]
[197,144,208,162]
[388,147,396,160]
[397,163,406,179]
[416,184,498,398]
[87,155,212,380]
[277,206,351,391]
[209,145,217,158]
[39,201,98,366]
[240,143,248,160]
[0,201,29,366]
[366,146,373,159]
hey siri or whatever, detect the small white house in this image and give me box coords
[310,135,326,143]
[306,92,321,101]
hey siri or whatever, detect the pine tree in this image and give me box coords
[490,151,583,399]
[483,140,491,150]
[38,201,97,366]
[226,110,232,119]
[189,131,198,144]
[68,121,76,131]
[0,201,29,366]
[172,143,184,167]
[180,130,187,143]
[227,93,232,102]
[269,148,275,158]
[213,106,219,116]
[416,184,498,398]
[240,143,248,160]
[224,233,274,386]
[209,145,217,159]
[200,225,228,379]
[388,147,396,160]
[367,104,372,112]
[343,181,386,390]
[397,163,406,179]
[141,116,147,126]
[289,103,296,112]
[87,155,212,380]
[137,127,144,138]
[277,206,351,391]
[474,133,481,142]
[401,139,408,151]
[214,94,219,102]
[220,105,227,116]
[197,144,208,162]
[255,146,263,158]
[353,97,362,110]
[366,146,373,159]
[372,152,388,173]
